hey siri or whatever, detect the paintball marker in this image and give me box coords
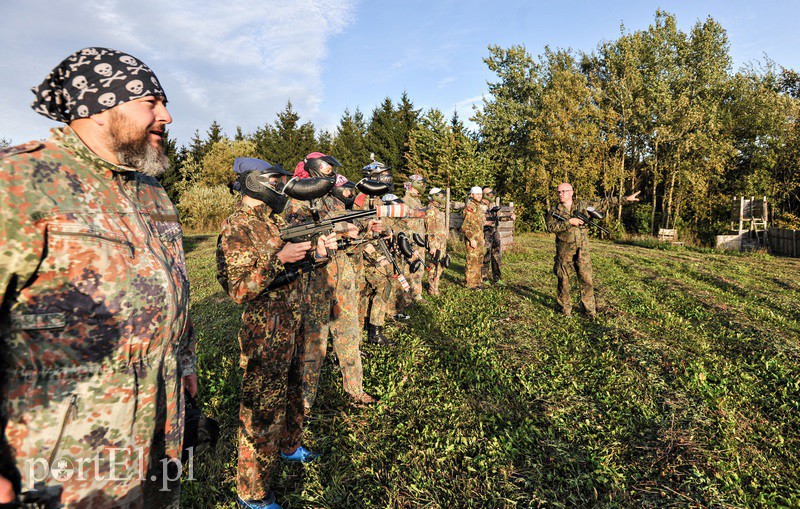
[426,248,451,271]
[572,206,610,235]
[16,483,63,509]
[394,232,422,273]
[412,233,428,250]
[550,208,610,235]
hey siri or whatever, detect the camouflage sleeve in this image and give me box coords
[591,196,623,215]
[217,217,286,305]
[0,161,44,488]
[546,208,571,233]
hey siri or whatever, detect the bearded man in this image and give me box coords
[0,47,196,508]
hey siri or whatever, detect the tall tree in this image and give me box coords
[253,101,317,168]
[366,97,402,174]
[332,108,371,182]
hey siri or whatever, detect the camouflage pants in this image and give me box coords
[364,264,392,326]
[426,261,442,295]
[554,247,595,315]
[302,255,366,409]
[408,248,425,300]
[465,238,485,288]
[352,254,367,326]
[237,300,305,501]
[482,228,502,282]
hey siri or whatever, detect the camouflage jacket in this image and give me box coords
[424,203,447,253]
[401,192,425,235]
[0,127,195,506]
[461,199,485,243]
[217,201,303,360]
[546,196,622,253]
[216,201,295,305]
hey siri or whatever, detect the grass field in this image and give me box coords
[180,233,800,508]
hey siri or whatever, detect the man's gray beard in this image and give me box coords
[115,139,168,177]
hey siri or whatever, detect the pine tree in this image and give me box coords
[332,108,370,181]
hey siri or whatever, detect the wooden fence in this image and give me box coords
[768,227,800,258]
[449,201,516,252]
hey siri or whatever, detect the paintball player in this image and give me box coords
[217,158,336,509]
[481,187,513,286]
[545,182,640,317]
[425,188,449,296]
[0,47,197,506]
[354,161,399,344]
[461,187,486,290]
[401,175,427,303]
[285,153,378,408]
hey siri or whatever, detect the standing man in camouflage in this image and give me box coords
[481,187,505,286]
[461,187,486,290]
[401,175,427,303]
[218,159,337,509]
[546,182,640,317]
[0,47,196,507]
[425,188,449,296]
[354,161,398,345]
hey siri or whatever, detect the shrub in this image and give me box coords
[178,184,239,233]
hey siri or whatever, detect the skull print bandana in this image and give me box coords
[31,47,167,123]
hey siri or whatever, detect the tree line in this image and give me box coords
[152,9,799,241]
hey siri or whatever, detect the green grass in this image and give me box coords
[181,233,800,508]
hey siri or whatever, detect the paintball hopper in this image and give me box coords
[356,179,391,197]
[412,233,428,249]
[586,206,604,220]
[409,259,422,273]
[443,253,451,268]
[284,177,336,201]
[396,232,414,258]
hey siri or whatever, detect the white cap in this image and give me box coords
[470,186,483,195]
[429,187,442,195]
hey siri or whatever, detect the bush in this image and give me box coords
[178,184,238,233]
[622,202,654,234]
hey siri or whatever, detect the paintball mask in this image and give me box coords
[239,165,292,213]
[429,187,446,205]
[304,153,342,183]
[362,161,392,187]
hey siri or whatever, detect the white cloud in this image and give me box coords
[0,0,357,145]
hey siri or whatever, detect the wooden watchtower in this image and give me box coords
[729,196,769,249]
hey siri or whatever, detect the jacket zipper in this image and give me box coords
[48,394,78,469]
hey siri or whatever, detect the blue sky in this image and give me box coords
[1,1,798,148]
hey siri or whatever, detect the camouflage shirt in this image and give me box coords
[461,198,485,242]
[424,202,447,253]
[401,192,425,236]
[546,196,622,253]
[0,127,195,506]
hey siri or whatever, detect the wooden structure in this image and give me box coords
[768,227,800,258]
[716,196,769,251]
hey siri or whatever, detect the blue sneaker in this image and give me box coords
[237,493,282,509]
[280,445,320,463]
